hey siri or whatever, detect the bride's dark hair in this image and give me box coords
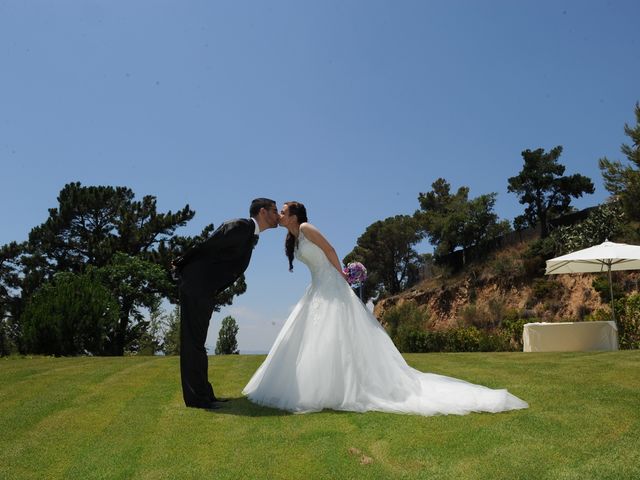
[284,201,308,272]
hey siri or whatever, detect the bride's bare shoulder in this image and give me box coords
[299,222,321,235]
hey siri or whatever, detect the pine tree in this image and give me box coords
[343,215,424,299]
[508,146,595,237]
[599,102,640,221]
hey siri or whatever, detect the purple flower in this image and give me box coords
[343,262,367,287]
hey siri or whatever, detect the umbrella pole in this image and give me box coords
[608,264,617,324]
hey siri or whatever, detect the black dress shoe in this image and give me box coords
[212,397,229,403]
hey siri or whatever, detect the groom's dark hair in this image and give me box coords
[249,198,276,217]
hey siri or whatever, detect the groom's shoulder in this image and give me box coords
[222,218,252,228]
[216,218,253,234]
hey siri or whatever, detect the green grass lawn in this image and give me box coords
[1,351,638,480]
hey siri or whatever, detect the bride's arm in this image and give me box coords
[299,223,348,280]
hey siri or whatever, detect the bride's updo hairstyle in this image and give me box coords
[285,201,308,272]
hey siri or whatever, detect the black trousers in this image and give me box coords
[179,288,216,407]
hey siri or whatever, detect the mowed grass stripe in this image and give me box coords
[1,352,638,479]
[2,357,165,478]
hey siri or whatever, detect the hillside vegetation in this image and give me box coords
[374,234,640,352]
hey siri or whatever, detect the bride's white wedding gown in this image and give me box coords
[243,230,528,415]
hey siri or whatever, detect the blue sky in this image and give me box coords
[1,1,638,352]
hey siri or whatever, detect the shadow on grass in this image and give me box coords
[204,397,293,417]
[204,397,362,418]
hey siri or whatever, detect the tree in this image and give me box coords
[343,215,424,300]
[0,242,25,354]
[415,178,511,261]
[90,253,173,355]
[599,102,640,221]
[136,296,166,356]
[24,182,194,297]
[215,316,239,355]
[11,182,248,355]
[21,272,119,356]
[415,178,468,256]
[162,306,181,356]
[508,146,595,237]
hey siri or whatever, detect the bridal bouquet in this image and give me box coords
[343,262,367,287]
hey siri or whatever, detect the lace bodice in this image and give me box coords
[294,229,342,286]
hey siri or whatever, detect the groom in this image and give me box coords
[173,198,280,410]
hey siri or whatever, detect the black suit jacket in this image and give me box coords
[177,218,258,297]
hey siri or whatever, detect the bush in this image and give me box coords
[615,294,640,349]
[382,302,430,352]
[531,278,563,301]
[479,330,512,352]
[585,294,640,349]
[402,326,515,353]
[402,330,447,353]
[459,304,487,328]
[21,272,119,356]
[488,256,523,286]
[592,276,625,303]
[0,318,17,356]
[446,326,482,352]
[521,237,556,277]
[501,313,532,350]
[383,302,524,353]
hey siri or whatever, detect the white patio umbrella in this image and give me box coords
[545,240,640,323]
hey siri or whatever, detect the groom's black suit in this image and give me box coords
[175,218,258,408]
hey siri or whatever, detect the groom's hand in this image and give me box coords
[171,259,182,280]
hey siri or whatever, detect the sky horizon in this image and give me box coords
[2,0,639,352]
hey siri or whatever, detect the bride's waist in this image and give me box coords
[310,268,343,283]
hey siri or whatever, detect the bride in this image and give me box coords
[242,201,528,416]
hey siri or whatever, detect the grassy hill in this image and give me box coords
[2,352,639,479]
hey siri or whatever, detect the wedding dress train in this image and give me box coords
[243,230,528,416]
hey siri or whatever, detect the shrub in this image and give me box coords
[402,330,447,353]
[592,276,625,304]
[382,302,430,352]
[459,304,485,328]
[445,326,482,352]
[585,294,640,349]
[488,256,523,286]
[0,318,17,356]
[479,330,512,352]
[501,314,531,350]
[21,272,119,356]
[531,278,563,301]
[522,237,556,277]
[615,294,640,349]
